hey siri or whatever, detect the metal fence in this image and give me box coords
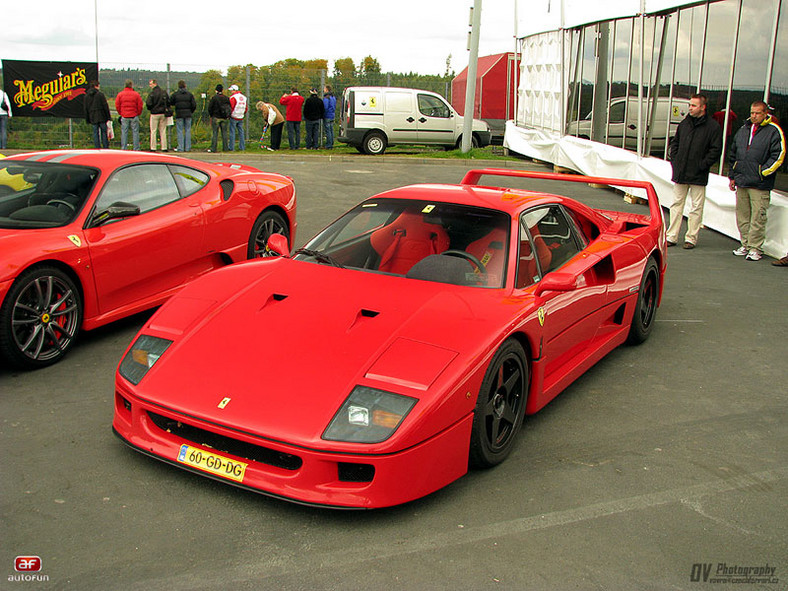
[2,63,455,151]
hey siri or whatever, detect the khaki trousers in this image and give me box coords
[149,114,167,150]
[735,188,771,253]
[667,183,706,245]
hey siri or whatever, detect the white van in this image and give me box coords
[565,97,690,153]
[339,86,492,154]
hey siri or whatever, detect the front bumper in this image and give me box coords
[112,386,472,509]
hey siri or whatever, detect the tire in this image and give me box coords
[455,135,480,150]
[247,210,289,259]
[626,257,659,345]
[362,131,387,155]
[0,266,82,369]
[469,339,528,468]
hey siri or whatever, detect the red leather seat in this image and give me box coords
[370,212,450,275]
[465,227,508,285]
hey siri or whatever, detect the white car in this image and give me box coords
[339,86,492,154]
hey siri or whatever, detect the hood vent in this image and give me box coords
[348,308,380,331]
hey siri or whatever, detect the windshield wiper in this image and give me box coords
[292,248,345,268]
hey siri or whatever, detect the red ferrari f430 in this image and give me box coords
[0,151,295,368]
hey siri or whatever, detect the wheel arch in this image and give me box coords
[4,260,87,320]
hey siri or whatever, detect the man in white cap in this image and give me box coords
[228,84,248,151]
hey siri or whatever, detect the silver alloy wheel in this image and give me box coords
[10,272,81,363]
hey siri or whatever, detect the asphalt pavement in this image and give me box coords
[1,153,785,590]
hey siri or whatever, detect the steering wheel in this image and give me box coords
[442,249,487,274]
[47,199,77,212]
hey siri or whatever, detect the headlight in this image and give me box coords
[119,335,172,385]
[322,386,417,443]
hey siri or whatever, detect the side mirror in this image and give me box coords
[266,233,290,257]
[534,272,577,296]
[92,201,140,225]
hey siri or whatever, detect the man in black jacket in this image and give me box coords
[667,94,722,249]
[728,101,786,261]
[169,80,197,152]
[84,80,111,149]
[207,84,231,152]
[146,79,168,151]
[303,88,325,149]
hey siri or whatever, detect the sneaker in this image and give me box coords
[682,242,695,249]
[733,246,748,256]
[772,256,788,267]
[745,250,762,261]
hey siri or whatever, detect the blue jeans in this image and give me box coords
[0,115,8,149]
[120,116,140,150]
[305,120,320,149]
[229,118,245,150]
[323,118,334,148]
[286,121,301,149]
[92,122,108,149]
[176,117,192,151]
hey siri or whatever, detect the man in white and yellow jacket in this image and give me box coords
[728,101,786,261]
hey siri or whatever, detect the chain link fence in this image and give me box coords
[2,63,455,151]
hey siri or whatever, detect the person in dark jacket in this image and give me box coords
[169,80,197,152]
[146,79,168,151]
[84,80,111,149]
[207,84,231,152]
[303,89,325,149]
[728,101,786,261]
[666,94,722,249]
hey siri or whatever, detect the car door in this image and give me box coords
[517,205,608,382]
[84,163,206,316]
[415,93,457,146]
[383,90,419,143]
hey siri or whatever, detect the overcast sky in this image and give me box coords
[3,0,517,75]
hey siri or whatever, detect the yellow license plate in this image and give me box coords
[176,444,247,483]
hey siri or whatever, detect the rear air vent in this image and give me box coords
[219,179,233,201]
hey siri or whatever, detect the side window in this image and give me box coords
[516,221,539,289]
[95,164,180,214]
[417,94,450,119]
[521,206,582,275]
[169,165,209,198]
[609,101,626,124]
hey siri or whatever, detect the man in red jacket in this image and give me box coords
[280,87,305,149]
[115,80,144,150]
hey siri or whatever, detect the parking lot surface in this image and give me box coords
[1,155,785,590]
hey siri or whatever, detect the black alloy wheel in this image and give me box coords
[626,257,659,345]
[469,339,528,468]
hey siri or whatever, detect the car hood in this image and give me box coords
[133,259,513,449]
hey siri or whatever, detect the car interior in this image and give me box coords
[297,200,512,288]
[0,163,98,228]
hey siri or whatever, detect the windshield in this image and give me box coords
[0,161,99,229]
[296,198,510,288]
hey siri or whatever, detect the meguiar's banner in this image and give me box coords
[2,60,99,118]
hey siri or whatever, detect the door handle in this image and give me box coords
[406,117,415,123]
[419,117,427,123]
